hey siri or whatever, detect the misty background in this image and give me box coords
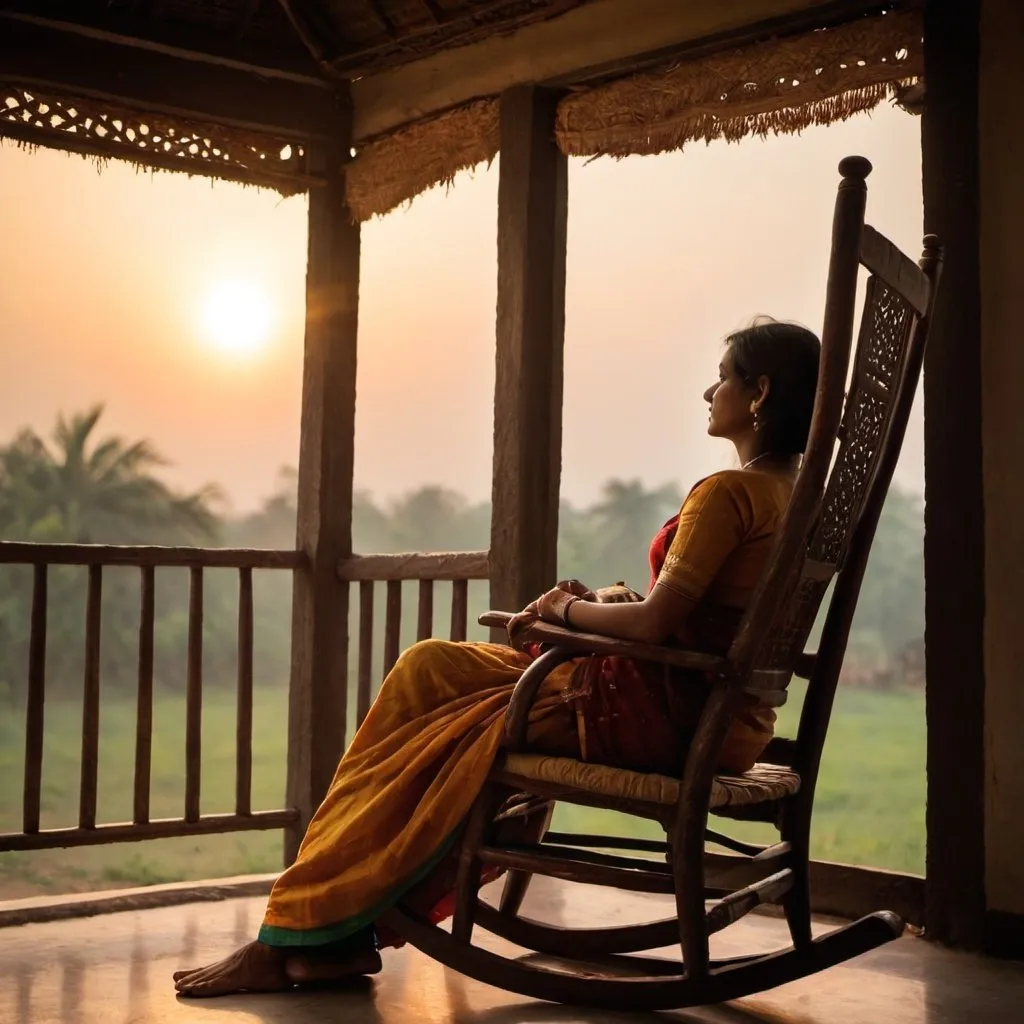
[0,101,927,897]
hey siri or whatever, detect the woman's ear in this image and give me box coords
[755,374,771,407]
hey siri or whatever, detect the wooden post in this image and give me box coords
[285,87,359,864]
[975,0,1024,957]
[921,0,987,949]
[489,86,568,626]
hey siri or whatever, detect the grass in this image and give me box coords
[554,681,926,873]
[0,680,925,900]
[0,685,291,898]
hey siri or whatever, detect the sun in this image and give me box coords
[198,279,274,358]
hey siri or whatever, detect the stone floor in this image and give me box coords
[2,878,1023,1024]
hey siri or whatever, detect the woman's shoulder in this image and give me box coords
[677,471,755,524]
[684,469,762,498]
[682,469,793,517]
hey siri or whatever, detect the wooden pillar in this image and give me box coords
[976,0,1024,958]
[921,0,986,949]
[285,89,359,863]
[923,0,1024,959]
[489,87,568,621]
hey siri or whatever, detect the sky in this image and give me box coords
[0,102,924,516]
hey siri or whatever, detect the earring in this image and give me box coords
[750,401,762,432]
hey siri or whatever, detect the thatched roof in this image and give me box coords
[0,1,594,79]
[347,6,924,219]
[0,1,923,211]
[0,0,594,192]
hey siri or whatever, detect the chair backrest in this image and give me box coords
[723,157,942,778]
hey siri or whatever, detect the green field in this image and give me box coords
[0,681,925,899]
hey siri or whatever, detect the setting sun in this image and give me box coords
[198,279,274,357]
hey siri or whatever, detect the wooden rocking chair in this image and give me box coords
[379,156,943,1010]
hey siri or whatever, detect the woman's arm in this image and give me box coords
[533,475,754,644]
[537,583,696,645]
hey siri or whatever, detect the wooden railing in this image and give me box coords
[0,542,489,856]
[0,544,305,852]
[337,551,490,726]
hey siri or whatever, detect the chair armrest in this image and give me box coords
[501,645,579,751]
[479,609,726,673]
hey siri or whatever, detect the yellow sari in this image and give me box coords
[259,469,793,949]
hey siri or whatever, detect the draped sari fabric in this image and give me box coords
[259,469,793,949]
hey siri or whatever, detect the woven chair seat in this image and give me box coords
[500,754,801,810]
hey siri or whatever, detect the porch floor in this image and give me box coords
[2,877,1023,1024]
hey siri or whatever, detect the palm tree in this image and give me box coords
[0,404,220,544]
[587,479,683,589]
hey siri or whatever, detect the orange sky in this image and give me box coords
[0,103,923,515]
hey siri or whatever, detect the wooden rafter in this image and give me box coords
[416,0,444,24]
[327,0,583,75]
[236,0,262,39]
[364,0,399,41]
[0,16,337,140]
[0,13,340,192]
[0,5,322,82]
[274,0,346,71]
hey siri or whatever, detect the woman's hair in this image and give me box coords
[725,316,822,457]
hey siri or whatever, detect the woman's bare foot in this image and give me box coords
[285,947,382,984]
[174,941,290,998]
[173,939,383,998]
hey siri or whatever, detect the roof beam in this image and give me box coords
[351,0,890,142]
[0,4,324,84]
[0,15,340,141]
[273,0,346,71]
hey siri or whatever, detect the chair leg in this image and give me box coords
[496,800,553,917]
[782,859,813,949]
[780,804,814,949]
[452,784,506,943]
[672,822,711,980]
[675,873,710,979]
[498,870,533,917]
[672,687,738,981]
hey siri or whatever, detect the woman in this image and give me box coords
[173,316,820,998]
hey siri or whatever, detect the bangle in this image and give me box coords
[561,596,580,626]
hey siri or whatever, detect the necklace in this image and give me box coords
[741,452,773,470]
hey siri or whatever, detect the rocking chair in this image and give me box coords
[380,156,943,1009]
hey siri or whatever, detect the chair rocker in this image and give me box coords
[379,156,943,1011]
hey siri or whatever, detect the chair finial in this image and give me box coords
[838,155,873,181]
[922,233,943,257]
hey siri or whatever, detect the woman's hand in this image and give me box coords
[506,599,541,651]
[553,578,597,601]
[506,581,595,649]
[537,587,583,627]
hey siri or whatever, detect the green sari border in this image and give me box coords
[257,829,461,948]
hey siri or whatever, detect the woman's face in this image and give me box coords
[704,348,756,440]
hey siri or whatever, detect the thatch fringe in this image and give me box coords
[345,99,499,221]
[0,133,298,195]
[2,9,924,217]
[0,82,318,196]
[556,9,924,158]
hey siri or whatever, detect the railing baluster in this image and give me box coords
[236,567,254,817]
[133,566,155,824]
[184,566,203,823]
[357,580,374,726]
[417,579,434,641]
[450,579,468,642]
[79,565,102,830]
[2,542,483,854]
[383,580,402,678]
[23,563,47,834]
